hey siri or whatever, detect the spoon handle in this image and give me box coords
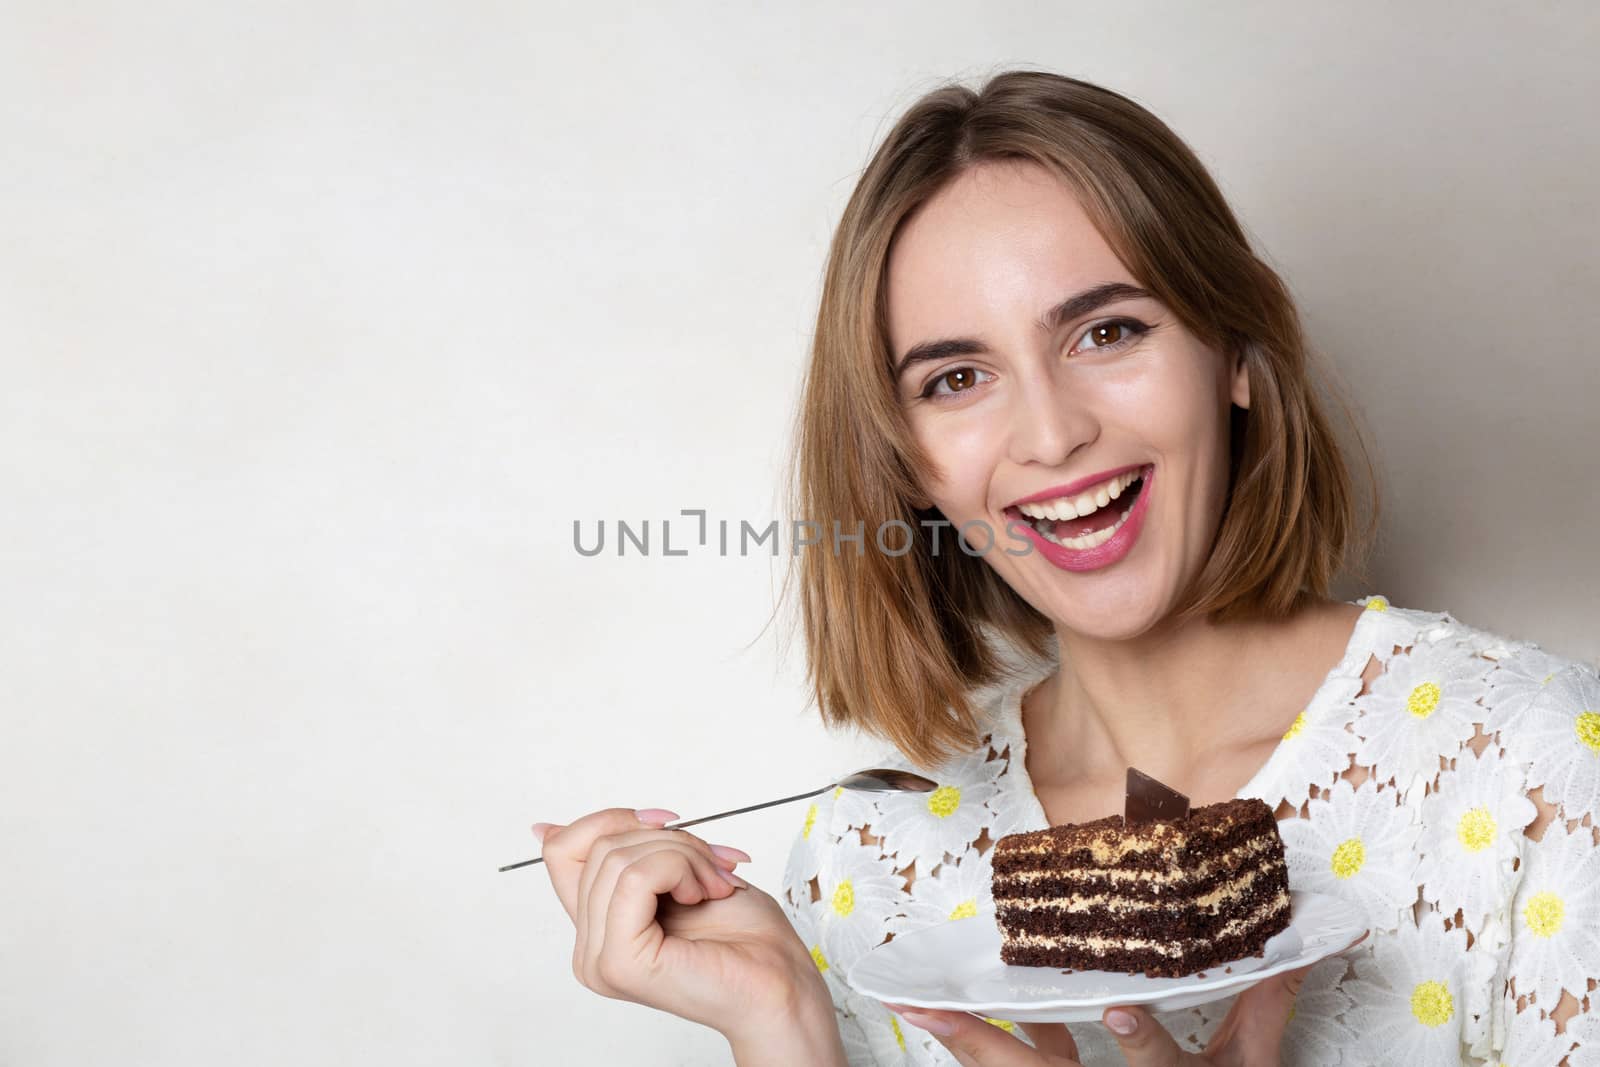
[496,780,837,873]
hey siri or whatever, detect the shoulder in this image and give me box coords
[1382,601,1600,819]
[1496,648,1600,823]
[1337,597,1599,827]
[1359,596,1592,695]
[1416,606,1597,732]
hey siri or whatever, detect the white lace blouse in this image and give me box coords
[779,596,1600,1066]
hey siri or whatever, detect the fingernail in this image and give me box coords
[717,867,749,889]
[896,1008,956,1036]
[710,844,752,863]
[634,808,679,825]
[1105,1009,1137,1036]
[531,822,554,843]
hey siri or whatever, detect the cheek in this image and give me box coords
[912,417,1001,513]
[1124,365,1230,454]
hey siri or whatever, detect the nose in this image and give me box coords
[1004,367,1098,468]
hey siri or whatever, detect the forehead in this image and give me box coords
[884,160,1128,354]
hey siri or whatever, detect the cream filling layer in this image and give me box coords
[996,862,1280,913]
[1002,825,1185,863]
[1002,900,1290,957]
[996,834,1279,886]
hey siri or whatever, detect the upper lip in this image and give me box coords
[1006,463,1149,509]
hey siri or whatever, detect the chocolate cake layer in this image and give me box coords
[995,860,1289,937]
[992,835,1279,901]
[992,799,1279,875]
[1004,857,1292,934]
[991,797,1292,978]
[997,895,1292,978]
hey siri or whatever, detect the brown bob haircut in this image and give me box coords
[786,69,1376,770]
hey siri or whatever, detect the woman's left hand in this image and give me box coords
[881,961,1313,1066]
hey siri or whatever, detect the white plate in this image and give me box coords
[844,891,1366,1023]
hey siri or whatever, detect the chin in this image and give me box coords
[1060,612,1163,643]
[1030,568,1185,642]
[1034,595,1162,642]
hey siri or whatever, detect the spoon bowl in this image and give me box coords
[835,768,939,793]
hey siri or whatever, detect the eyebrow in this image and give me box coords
[892,281,1154,376]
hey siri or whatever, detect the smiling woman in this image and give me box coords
[539,67,1599,1067]
[790,73,1367,773]
[770,70,1600,1066]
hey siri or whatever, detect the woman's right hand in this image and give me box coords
[534,807,838,1057]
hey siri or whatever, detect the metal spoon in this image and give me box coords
[497,767,938,873]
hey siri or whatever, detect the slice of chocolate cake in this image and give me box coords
[990,774,1291,979]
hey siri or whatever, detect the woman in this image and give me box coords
[535,71,1600,1065]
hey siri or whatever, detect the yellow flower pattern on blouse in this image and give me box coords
[777,597,1600,1066]
[1455,807,1497,852]
[1576,711,1600,754]
[1330,837,1366,879]
[1407,681,1442,718]
[830,879,854,917]
[1522,891,1564,938]
[1410,980,1455,1027]
[926,785,961,818]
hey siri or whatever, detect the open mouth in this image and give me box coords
[1006,466,1150,552]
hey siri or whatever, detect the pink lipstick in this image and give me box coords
[1010,464,1154,572]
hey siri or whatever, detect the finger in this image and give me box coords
[578,838,738,995]
[1101,1004,1191,1067]
[1018,1021,1080,1060]
[538,807,677,919]
[1222,928,1366,1058]
[576,827,733,936]
[577,833,737,983]
[582,835,737,956]
[1202,963,1311,1062]
[591,846,735,1000]
[574,828,735,973]
[883,1004,1082,1066]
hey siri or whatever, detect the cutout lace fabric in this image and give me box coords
[779,596,1600,1066]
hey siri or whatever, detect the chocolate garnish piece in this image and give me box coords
[1124,767,1191,825]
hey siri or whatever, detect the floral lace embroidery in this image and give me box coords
[779,597,1600,1066]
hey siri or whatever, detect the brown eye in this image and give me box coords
[918,365,995,400]
[1073,317,1151,355]
[942,368,976,392]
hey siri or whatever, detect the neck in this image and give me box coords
[1028,595,1352,795]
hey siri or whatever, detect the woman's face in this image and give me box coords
[884,159,1249,642]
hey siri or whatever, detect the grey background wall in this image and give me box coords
[1,2,1595,1064]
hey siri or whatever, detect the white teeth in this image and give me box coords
[1034,502,1136,550]
[1016,468,1146,521]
